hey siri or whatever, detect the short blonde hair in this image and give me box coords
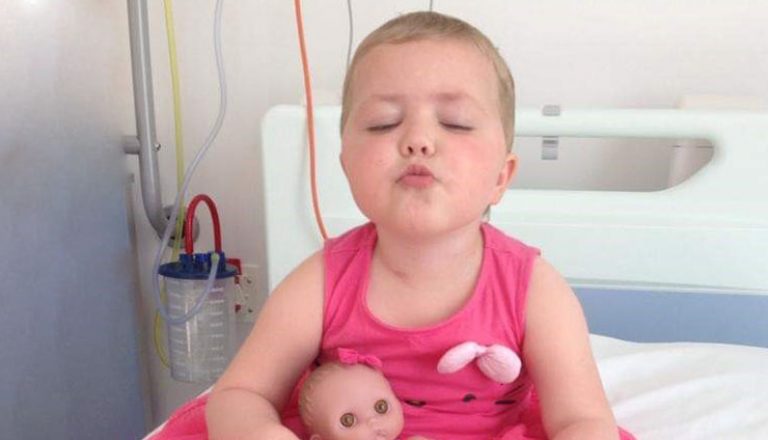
[340,11,516,151]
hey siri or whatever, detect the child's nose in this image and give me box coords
[399,115,437,158]
[399,133,435,158]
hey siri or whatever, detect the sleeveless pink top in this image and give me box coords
[282,222,634,439]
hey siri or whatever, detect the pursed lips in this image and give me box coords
[398,164,435,188]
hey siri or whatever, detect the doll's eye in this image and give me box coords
[374,399,389,414]
[340,412,356,428]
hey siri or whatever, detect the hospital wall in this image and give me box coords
[128,0,768,425]
[1,2,149,438]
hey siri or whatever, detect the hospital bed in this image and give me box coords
[145,106,768,439]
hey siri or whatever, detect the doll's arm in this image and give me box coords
[522,258,620,440]
[206,251,324,440]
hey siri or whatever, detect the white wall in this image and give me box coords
[129,0,768,424]
[1,1,149,437]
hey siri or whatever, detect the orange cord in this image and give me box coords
[293,0,329,241]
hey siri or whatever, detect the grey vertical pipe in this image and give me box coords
[126,0,167,236]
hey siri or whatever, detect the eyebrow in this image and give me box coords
[432,91,478,104]
[361,92,484,108]
[360,94,404,105]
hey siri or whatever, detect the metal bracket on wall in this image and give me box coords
[125,0,168,239]
[541,105,561,160]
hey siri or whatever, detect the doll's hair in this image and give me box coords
[340,11,516,152]
[298,362,345,429]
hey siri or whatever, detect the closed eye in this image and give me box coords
[441,122,473,131]
[367,122,400,132]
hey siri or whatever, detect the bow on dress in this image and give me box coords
[437,342,522,383]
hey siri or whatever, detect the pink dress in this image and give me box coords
[152,222,634,440]
[280,222,634,439]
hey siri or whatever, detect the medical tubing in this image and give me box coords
[293,0,329,241]
[153,0,186,369]
[185,194,222,254]
[153,194,226,325]
[164,0,186,190]
[345,0,354,68]
[151,0,227,326]
[165,0,187,269]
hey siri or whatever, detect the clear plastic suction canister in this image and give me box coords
[156,194,238,384]
[160,253,236,383]
[165,254,235,383]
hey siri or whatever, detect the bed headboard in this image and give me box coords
[260,105,768,346]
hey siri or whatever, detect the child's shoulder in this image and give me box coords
[481,222,540,257]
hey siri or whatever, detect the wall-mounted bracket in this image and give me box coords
[541,105,561,160]
[126,0,167,238]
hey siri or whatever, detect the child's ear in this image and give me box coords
[490,152,517,205]
[310,434,322,440]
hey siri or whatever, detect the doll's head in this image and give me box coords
[298,359,404,440]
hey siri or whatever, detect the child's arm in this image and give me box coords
[205,251,324,440]
[522,258,620,440]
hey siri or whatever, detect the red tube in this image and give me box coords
[184,194,222,254]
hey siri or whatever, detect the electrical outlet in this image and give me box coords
[237,264,268,322]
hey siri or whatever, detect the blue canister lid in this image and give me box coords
[158,251,238,280]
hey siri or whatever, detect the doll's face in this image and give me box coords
[304,364,404,440]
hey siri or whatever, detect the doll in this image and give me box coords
[297,343,520,440]
[298,348,428,440]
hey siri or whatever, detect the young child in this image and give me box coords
[206,11,634,440]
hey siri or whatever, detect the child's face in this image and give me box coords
[306,365,404,440]
[341,38,516,237]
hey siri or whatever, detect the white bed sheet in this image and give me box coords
[592,335,768,439]
[143,335,768,439]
